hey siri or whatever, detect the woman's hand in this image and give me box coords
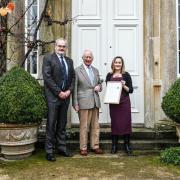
[121,80,126,87]
[121,80,129,92]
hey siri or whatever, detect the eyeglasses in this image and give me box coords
[57,45,66,48]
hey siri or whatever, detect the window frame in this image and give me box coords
[24,0,40,79]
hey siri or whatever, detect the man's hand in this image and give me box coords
[58,90,71,99]
[64,90,71,98]
[73,105,79,112]
[94,85,101,92]
[58,91,66,99]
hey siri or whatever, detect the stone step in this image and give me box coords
[38,126,179,151]
[38,127,178,140]
[65,139,179,151]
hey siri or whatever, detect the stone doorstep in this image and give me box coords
[65,139,179,151]
[38,127,178,140]
[37,127,179,151]
[36,139,178,151]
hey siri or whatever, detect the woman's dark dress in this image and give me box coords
[109,76,132,135]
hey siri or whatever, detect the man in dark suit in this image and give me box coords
[42,38,75,161]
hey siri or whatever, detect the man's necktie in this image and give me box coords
[60,55,68,89]
[87,66,94,85]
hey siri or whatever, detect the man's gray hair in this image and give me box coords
[55,38,67,46]
[82,50,94,59]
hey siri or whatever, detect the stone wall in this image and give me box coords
[5,0,178,128]
[144,0,177,128]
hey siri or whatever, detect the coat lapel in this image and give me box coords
[53,53,69,76]
[92,66,98,85]
[53,53,62,70]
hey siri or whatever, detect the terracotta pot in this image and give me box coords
[176,123,180,143]
[0,123,38,160]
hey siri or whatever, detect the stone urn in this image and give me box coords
[0,123,38,160]
[176,123,180,143]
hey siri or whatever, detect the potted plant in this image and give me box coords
[161,78,180,143]
[0,67,47,160]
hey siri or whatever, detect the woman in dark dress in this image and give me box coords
[105,56,133,155]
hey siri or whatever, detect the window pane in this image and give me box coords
[27,51,37,74]
[28,0,37,6]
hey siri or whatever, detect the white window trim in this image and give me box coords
[25,0,40,79]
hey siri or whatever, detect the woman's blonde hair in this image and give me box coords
[111,56,125,74]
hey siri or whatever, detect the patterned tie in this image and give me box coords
[87,66,94,85]
[60,55,68,89]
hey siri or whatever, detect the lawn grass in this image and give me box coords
[0,150,180,180]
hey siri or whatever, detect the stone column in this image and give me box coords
[160,0,177,118]
[6,0,25,70]
[144,0,177,128]
[144,0,155,128]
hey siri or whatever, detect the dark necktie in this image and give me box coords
[60,55,68,89]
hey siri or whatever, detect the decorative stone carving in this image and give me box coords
[0,124,38,160]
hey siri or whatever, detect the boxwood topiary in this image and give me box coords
[0,67,47,124]
[160,146,180,166]
[161,78,180,123]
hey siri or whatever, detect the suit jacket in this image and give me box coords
[73,64,101,109]
[42,53,75,104]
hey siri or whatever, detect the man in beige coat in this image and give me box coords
[73,50,103,156]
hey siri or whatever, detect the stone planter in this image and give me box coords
[0,124,38,160]
[176,123,180,143]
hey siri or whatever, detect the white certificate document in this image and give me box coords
[104,81,122,104]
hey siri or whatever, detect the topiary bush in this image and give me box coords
[0,67,47,124]
[161,78,180,123]
[160,146,180,166]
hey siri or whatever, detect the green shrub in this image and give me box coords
[161,78,180,123]
[0,67,47,124]
[160,147,180,165]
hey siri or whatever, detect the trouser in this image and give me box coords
[78,108,100,150]
[45,100,69,154]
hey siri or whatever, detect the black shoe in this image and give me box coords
[46,153,56,161]
[124,143,133,155]
[58,150,73,157]
[123,134,133,155]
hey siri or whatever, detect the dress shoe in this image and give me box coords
[57,150,73,157]
[91,148,103,154]
[46,153,56,161]
[124,143,133,155]
[80,149,88,156]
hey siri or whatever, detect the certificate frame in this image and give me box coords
[104,81,122,104]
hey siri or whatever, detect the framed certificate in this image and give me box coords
[104,81,122,104]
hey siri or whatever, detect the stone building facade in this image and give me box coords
[6,0,178,129]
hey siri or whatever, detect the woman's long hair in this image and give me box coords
[111,56,125,74]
